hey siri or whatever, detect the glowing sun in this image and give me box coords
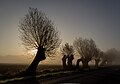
[31,49,37,55]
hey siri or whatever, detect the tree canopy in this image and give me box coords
[19,8,61,56]
[73,37,98,61]
[61,43,74,56]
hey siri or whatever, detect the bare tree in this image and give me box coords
[74,37,98,68]
[19,8,61,75]
[93,49,103,67]
[61,43,74,69]
[62,55,67,69]
[100,48,118,66]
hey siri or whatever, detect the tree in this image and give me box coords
[73,37,98,68]
[93,50,103,67]
[61,43,74,69]
[100,48,118,66]
[19,8,61,75]
[62,55,67,69]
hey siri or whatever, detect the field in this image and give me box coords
[0,63,63,80]
[1,63,120,83]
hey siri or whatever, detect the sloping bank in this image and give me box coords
[0,70,74,84]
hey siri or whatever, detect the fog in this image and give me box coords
[112,51,120,65]
[0,49,120,65]
[0,54,62,65]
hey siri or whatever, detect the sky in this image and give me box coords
[0,0,120,64]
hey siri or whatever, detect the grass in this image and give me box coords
[0,63,63,80]
[0,67,108,84]
[0,63,78,83]
[0,70,74,83]
[0,63,113,83]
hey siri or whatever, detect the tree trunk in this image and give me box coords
[82,59,89,68]
[26,46,46,75]
[76,58,82,69]
[100,60,107,66]
[62,55,67,69]
[95,61,99,67]
[95,59,100,67]
[68,55,74,69]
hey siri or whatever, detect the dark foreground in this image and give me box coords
[3,65,120,84]
[0,63,63,80]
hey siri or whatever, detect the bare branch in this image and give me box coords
[19,8,61,56]
[73,37,98,61]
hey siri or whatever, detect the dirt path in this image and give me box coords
[41,66,120,84]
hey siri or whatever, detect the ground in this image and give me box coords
[1,66,120,84]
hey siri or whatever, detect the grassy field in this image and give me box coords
[1,63,120,83]
[0,63,63,80]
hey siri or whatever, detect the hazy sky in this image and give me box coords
[0,0,120,64]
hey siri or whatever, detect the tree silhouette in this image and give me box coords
[74,37,98,68]
[62,55,67,69]
[19,8,61,75]
[61,43,74,69]
[100,48,118,66]
[93,50,103,67]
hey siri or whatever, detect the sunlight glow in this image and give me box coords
[27,49,38,56]
[31,49,38,55]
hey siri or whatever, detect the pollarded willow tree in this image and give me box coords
[100,48,118,66]
[19,8,61,75]
[93,49,103,67]
[73,37,98,68]
[61,43,74,69]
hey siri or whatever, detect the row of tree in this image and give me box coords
[61,38,119,69]
[19,8,119,75]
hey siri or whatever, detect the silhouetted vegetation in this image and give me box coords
[18,8,120,75]
[73,37,99,68]
[0,64,64,82]
[19,7,61,75]
[61,43,74,69]
[62,55,67,69]
[100,48,119,66]
[93,49,103,67]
